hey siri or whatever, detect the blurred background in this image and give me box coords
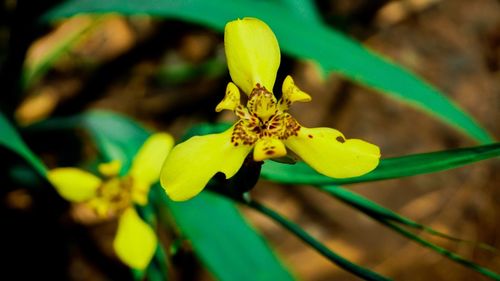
[0,0,498,280]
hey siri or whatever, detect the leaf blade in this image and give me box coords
[164,191,295,281]
[246,199,391,281]
[0,111,47,176]
[262,143,500,185]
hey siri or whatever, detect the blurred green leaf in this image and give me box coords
[277,0,322,23]
[78,110,294,281]
[81,110,151,175]
[156,54,227,85]
[0,111,47,176]
[43,0,493,143]
[22,16,102,88]
[164,191,295,281]
[262,143,500,185]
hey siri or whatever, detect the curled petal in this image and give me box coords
[130,181,149,206]
[216,82,241,112]
[129,133,174,189]
[98,160,122,177]
[284,127,380,178]
[48,168,101,202]
[113,207,157,270]
[225,17,280,95]
[160,126,252,201]
[253,137,287,162]
[280,75,312,111]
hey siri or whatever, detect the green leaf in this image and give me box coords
[261,143,500,185]
[277,0,322,24]
[43,0,492,143]
[77,110,294,281]
[163,191,295,281]
[246,199,391,281]
[80,110,150,175]
[0,111,47,176]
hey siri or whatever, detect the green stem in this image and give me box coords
[244,200,391,281]
[382,221,500,281]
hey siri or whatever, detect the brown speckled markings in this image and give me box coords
[247,84,278,118]
[230,85,302,147]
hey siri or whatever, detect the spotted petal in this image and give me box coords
[280,75,312,111]
[160,126,252,201]
[48,168,101,202]
[253,137,287,162]
[225,17,280,95]
[284,127,380,178]
[216,82,241,112]
[113,207,157,270]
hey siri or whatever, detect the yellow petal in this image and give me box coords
[129,133,175,186]
[216,82,241,112]
[48,168,101,202]
[280,75,312,111]
[88,197,111,218]
[98,160,122,177]
[284,127,380,178]
[224,17,280,95]
[130,180,149,205]
[113,207,157,270]
[253,137,287,162]
[160,126,252,201]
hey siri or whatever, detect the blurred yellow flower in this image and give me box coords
[48,133,174,270]
[161,18,380,201]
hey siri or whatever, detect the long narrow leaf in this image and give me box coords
[262,143,500,185]
[320,185,496,251]
[383,221,500,280]
[0,111,47,176]
[277,0,322,23]
[163,191,294,281]
[322,185,499,280]
[245,199,391,281]
[43,0,492,143]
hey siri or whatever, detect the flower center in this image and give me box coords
[230,85,301,147]
[90,176,134,217]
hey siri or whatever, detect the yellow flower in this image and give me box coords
[160,18,380,201]
[48,133,174,270]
